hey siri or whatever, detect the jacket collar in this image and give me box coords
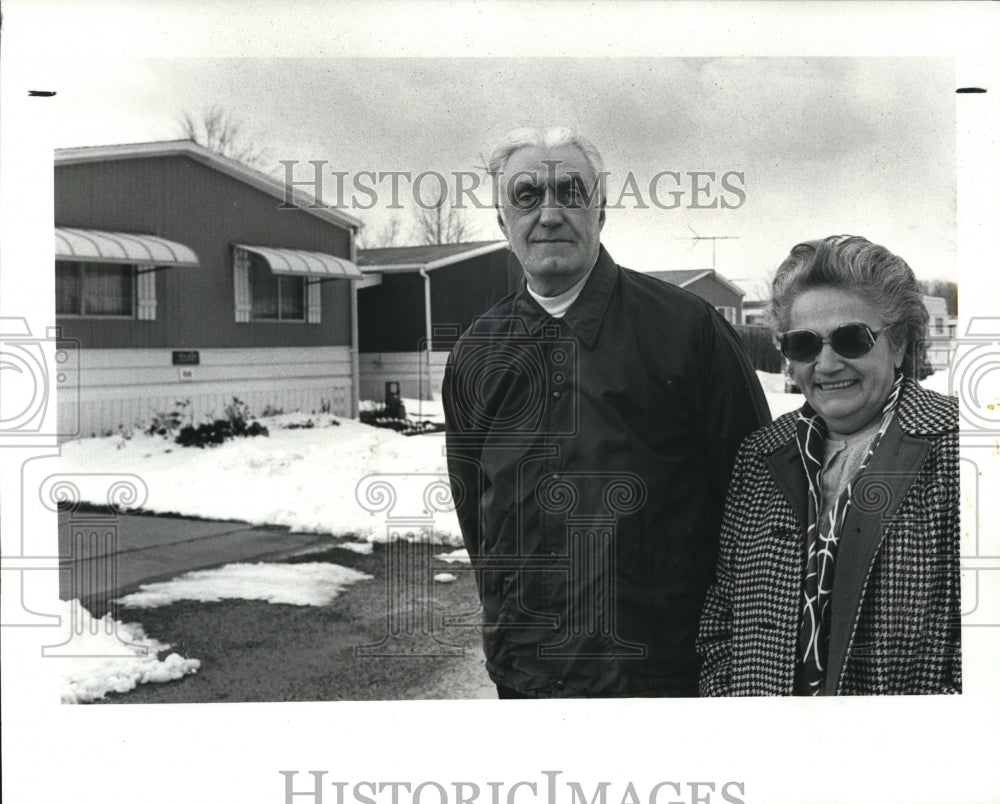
[764,436,809,533]
[511,244,618,349]
[761,379,949,518]
[894,378,959,437]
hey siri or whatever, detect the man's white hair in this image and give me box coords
[486,126,605,180]
[487,126,606,213]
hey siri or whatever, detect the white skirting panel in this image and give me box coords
[358,351,449,403]
[60,347,353,439]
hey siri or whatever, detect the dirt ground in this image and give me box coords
[93,541,497,703]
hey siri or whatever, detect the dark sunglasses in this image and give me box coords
[779,322,891,363]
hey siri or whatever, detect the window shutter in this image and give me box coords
[716,305,736,324]
[307,281,321,323]
[233,247,251,322]
[136,269,157,320]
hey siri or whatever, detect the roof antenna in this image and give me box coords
[674,225,739,270]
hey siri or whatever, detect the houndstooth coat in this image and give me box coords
[698,379,961,695]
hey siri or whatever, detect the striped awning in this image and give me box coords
[234,244,362,279]
[55,227,200,267]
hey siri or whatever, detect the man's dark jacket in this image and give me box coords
[442,246,770,696]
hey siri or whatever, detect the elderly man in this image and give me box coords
[442,127,769,698]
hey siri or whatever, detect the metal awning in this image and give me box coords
[55,227,200,267]
[234,244,362,279]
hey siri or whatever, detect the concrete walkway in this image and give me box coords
[57,511,334,602]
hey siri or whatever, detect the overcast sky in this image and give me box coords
[23,43,958,292]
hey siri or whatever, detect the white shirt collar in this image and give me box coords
[525,266,594,318]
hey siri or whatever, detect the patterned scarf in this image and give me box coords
[794,372,904,695]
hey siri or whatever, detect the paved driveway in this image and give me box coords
[58,510,333,602]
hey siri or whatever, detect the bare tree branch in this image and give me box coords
[177,105,270,170]
[357,213,407,249]
[412,192,473,245]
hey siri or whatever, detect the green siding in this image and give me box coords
[55,155,354,349]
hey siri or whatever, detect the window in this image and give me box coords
[233,246,321,324]
[56,261,136,317]
[935,317,945,335]
[716,305,737,324]
[248,252,305,321]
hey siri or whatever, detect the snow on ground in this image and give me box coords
[759,370,802,418]
[435,548,471,564]
[756,369,789,395]
[283,539,375,559]
[57,600,200,704]
[331,541,374,555]
[399,397,445,423]
[116,562,372,608]
[62,374,953,544]
[919,370,954,397]
[59,409,464,544]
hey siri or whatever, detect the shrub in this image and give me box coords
[145,399,191,438]
[283,418,339,430]
[359,404,444,437]
[173,397,269,448]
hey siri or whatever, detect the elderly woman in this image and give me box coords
[698,235,960,695]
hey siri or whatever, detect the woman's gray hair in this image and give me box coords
[768,234,929,378]
[486,126,606,204]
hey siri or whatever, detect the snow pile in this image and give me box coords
[289,540,374,557]
[435,548,471,564]
[58,600,199,704]
[920,370,954,397]
[757,370,801,418]
[116,562,372,608]
[59,411,463,544]
[756,369,789,395]
[333,541,374,555]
